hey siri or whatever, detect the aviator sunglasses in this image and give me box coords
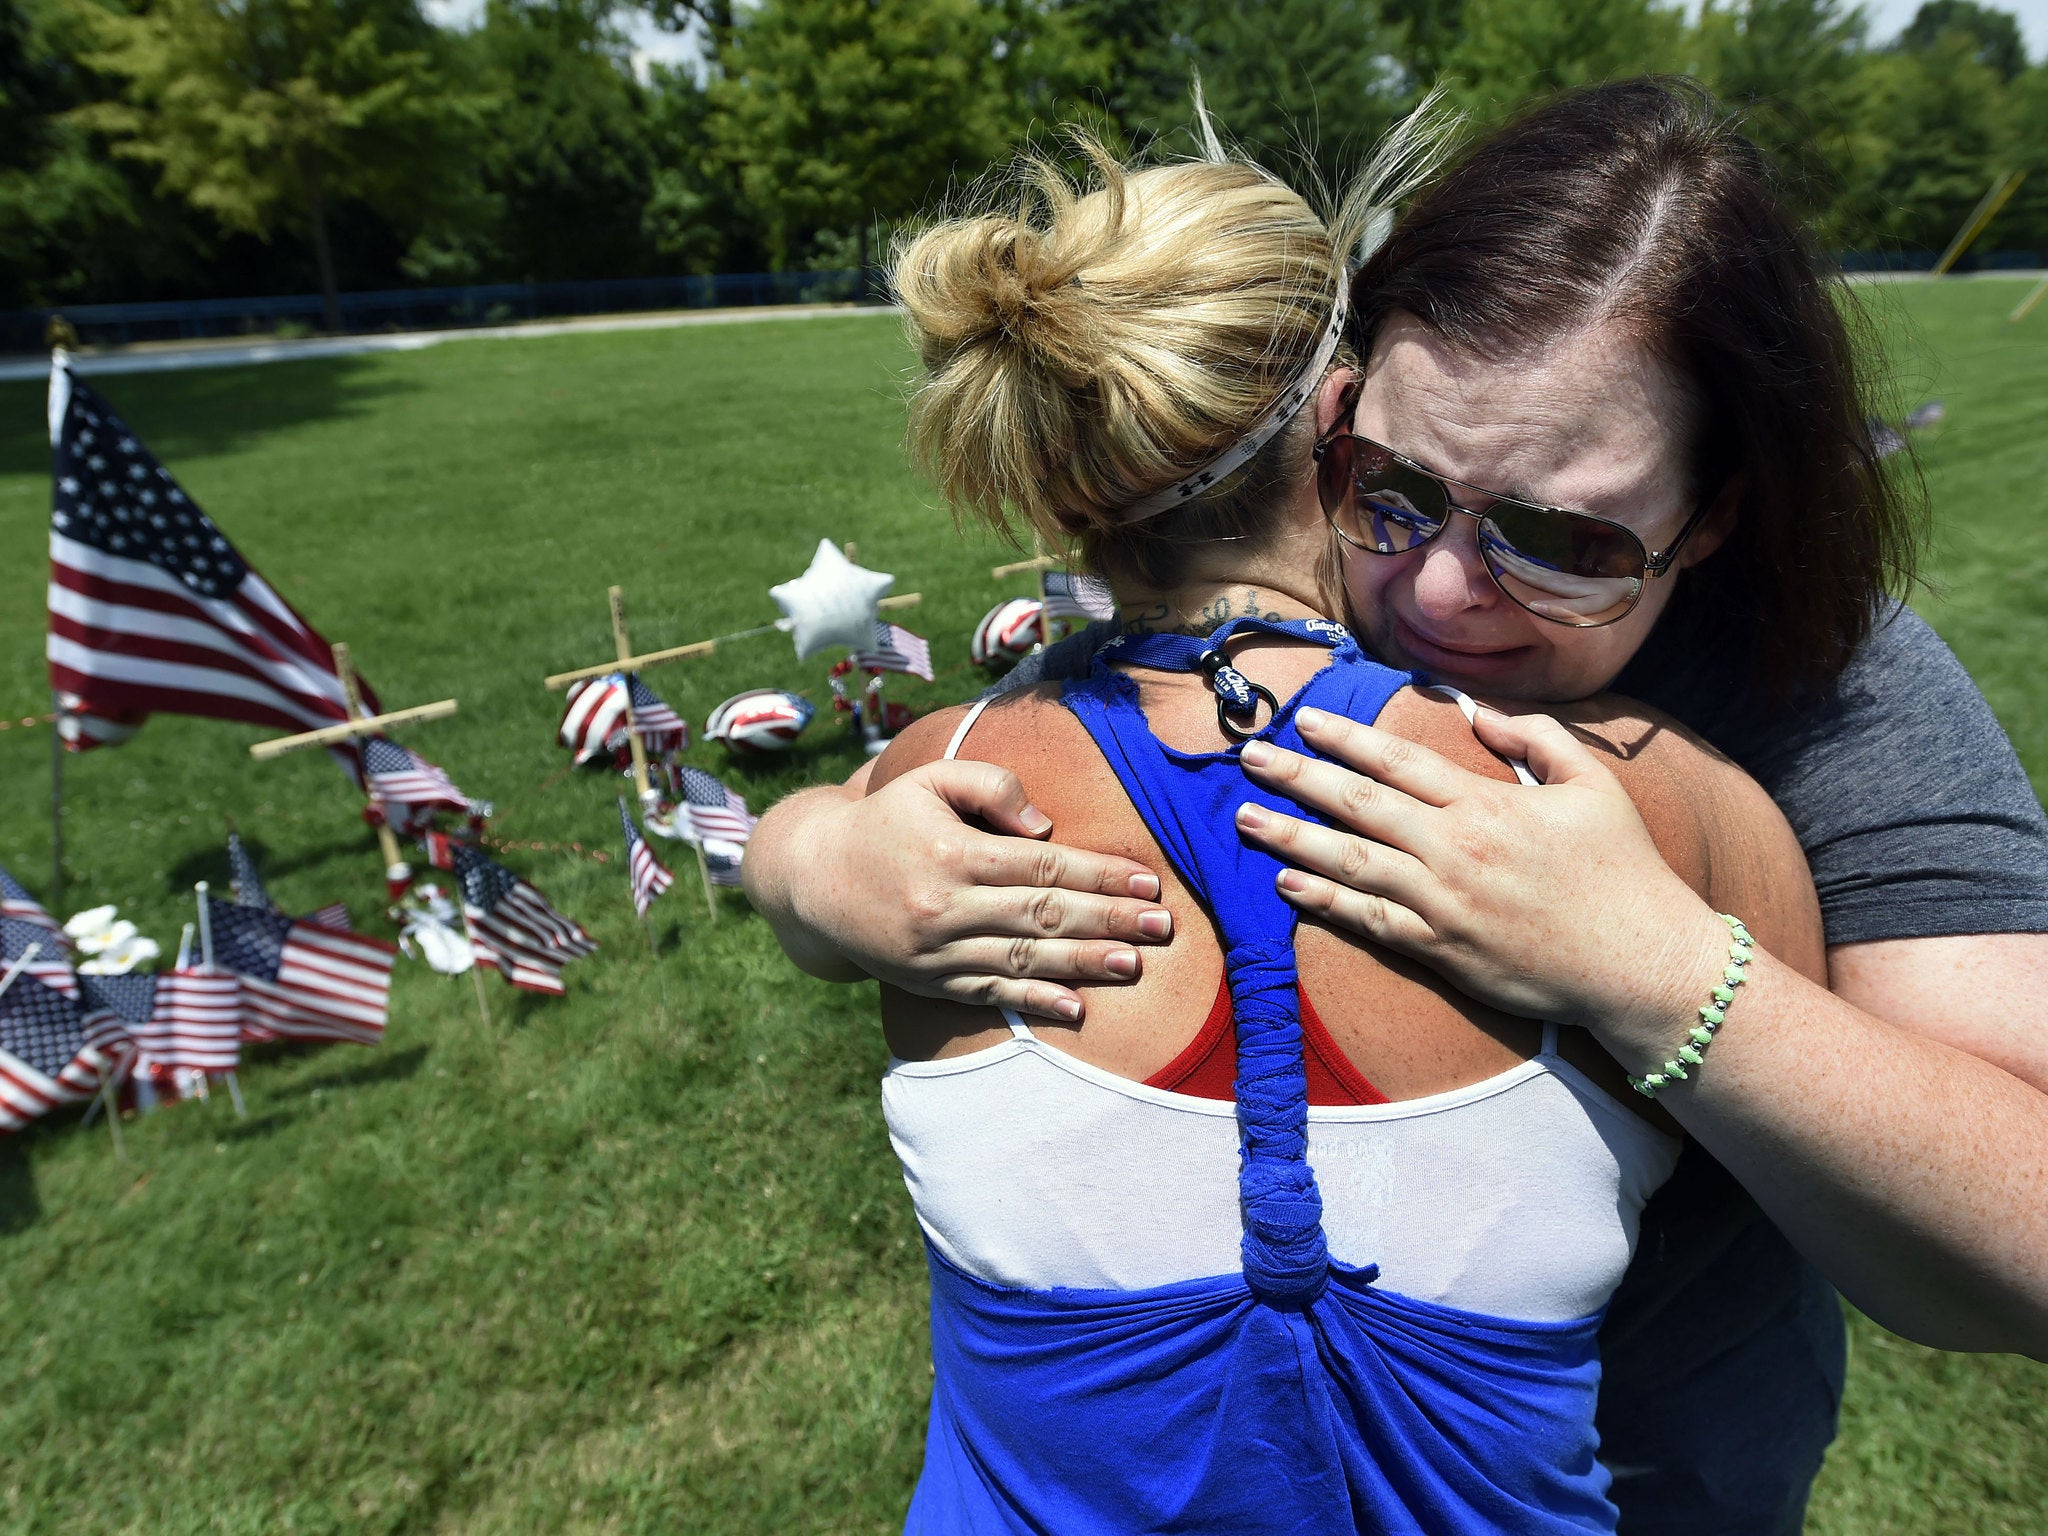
[1312,389,1716,629]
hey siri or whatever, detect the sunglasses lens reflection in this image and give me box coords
[1479,505,1645,628]
[1326,444,1449,553]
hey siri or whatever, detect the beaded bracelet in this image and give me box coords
[1628,914,1753,1099]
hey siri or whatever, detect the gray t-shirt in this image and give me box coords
[996,601,2048,1533]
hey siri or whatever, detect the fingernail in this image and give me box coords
[1236,803,1269,831]
[1240,740,1275,767]
[1020,806,1053,834]
[1474,703,1507,722]
[1128,872,1160,899]
[1277,871,1308,893]
[1054,997,1082,1021]
[1138,910,1172,940]
[1297,706,1325,732]
[1105,949,1139,978]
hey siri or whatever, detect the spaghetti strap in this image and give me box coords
[1540,1020,1561,1057]
[1418,683,1540,786]
[997,1007,1035,1042]
[944,696,995,762]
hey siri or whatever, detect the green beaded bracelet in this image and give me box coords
[1629,914,1753,1099]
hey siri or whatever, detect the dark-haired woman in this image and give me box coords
[746,79,2048,1533]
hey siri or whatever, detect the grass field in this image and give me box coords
[0,282,2044,1534]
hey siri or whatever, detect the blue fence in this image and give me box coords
[1,269,875,355]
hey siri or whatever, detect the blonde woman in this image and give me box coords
[837,129,1822,1533]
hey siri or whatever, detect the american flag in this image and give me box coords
[853,622,933,681]
[133,969,240,1072]
[703,847,745,888]
[76,969,155,1055]
[618,798,674,917]
[229,832,273,910]
[1041,569,1117,623]
[303,902,350,932]
[1,867,76,997]
[203,896,394,1045]
[627,674,689,754]
[0,970,102,1132]
[362,735,468,832]
[676,766,756,846]
[44,362,375,752]
[449,845,596,995]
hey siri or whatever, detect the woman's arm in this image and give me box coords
[742,710,1173,1017]
[1235,705,2048,1358]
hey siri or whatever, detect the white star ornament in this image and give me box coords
[770,539,895,660]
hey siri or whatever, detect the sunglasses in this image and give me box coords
[1312,402,1715,629]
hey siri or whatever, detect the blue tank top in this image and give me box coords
[904,618,1620,1535]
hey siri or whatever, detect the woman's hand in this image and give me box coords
[1234,704,1727,1057]
[744,761,1172,1021]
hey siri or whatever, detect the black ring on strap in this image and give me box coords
[1217,683,1279,741]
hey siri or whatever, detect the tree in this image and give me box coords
[711,0,1055,269]
[74,0,480,327]
[1899,0,2027,82]
[1695,0,1866,223]
[1439,0,1689,121]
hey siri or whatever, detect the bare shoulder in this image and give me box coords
[869,685,1088,798]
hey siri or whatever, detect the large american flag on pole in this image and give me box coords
[0,967,102,1133]
[852,622,934,681]
[203,896,394,1045]
[618,798,674,917]
[44,358,375,752]
[449,844,596,995]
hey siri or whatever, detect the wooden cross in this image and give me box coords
[246,643,459,891]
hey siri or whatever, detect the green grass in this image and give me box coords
[0,288,2044,1533]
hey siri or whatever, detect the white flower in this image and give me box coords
[79,932,161,975]
[63,904,121,948]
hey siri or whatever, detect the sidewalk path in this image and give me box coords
[0,302,901,382]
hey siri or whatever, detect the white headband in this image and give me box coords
[1114,283,1350,525]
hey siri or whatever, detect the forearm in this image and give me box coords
[1609,936,2048,1357]
[742,783,870,982]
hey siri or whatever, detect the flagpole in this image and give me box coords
[693,844,718,922]
[48,691,64,908]
[193,882,246,1119]
[462,910,492,1026]
[94,1059,125,1161]
[609,586,656,809]
[331,643,411,900]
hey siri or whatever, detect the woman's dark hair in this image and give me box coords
[1352,77,1924,702]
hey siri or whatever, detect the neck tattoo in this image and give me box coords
[1117,588,1300,639]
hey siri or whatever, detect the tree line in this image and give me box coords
[3,0,2045,319]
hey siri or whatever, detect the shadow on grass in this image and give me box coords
[216,1109,297,1144]
[0,1135,39,1235]
[167,835,380,901]
[271,1045,428,1100]
[0,354,422,478]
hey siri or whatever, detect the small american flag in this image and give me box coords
[362,736,468,831]
[853,622,933,681]
[449,845,596,996]
[677,766,756,846]
[0,970,102,1133]
[134,970,240,1073]
[204,897,394,1045]
[45,362,375,755]
[1,867,76,998]
[303,902,350,932]
[76,969,154,1055]
[1041,569,1117,623]
[626,674,689,753]
[703,847,745,888]
[618,798,675,917]
[229,833,272,910]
